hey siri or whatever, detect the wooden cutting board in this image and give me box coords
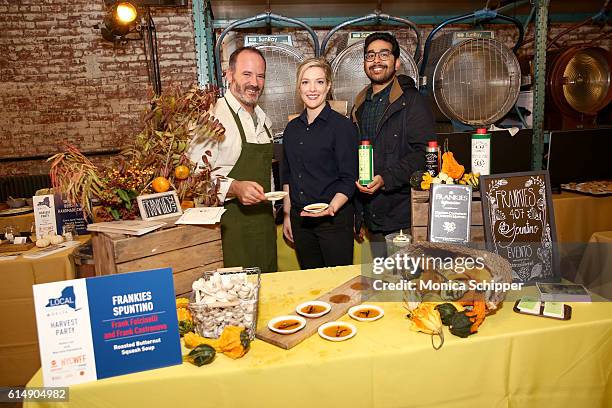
[256,275,375,350]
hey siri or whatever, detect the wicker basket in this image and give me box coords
[396,242,512,308]
[188,267,260,340]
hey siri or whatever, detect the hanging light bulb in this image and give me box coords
[99,1,140,42]
[115,2,138,25]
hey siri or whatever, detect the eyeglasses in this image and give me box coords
[364,50,393,62]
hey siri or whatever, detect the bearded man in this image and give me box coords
[189,47,277,272]
[351,32,436,258]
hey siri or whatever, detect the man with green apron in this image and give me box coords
[188,47,277,272]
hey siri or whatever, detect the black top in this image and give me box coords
[281,102,358,210]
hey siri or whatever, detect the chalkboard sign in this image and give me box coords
[428,184,472,244]
[480,171,560,284]
[137,191,182,221]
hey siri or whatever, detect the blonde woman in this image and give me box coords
[280,58,358,269]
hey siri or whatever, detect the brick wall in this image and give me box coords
[0,0,198,176]
[2,6,610,177]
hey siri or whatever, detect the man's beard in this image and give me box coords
[231,82,262,107]
[366,65,396,85]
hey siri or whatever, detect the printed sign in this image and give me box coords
[137,191,182,221]
[33,268,182,387]
[428,184,472,244]
[244,35,292,46]
[452,31,495,44]
[33,194,89,238]
[480,171,560,284]
[33,194,58,237]
[54,193,89,235]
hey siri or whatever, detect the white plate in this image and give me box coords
[318,321,357,342]
[267,315,306,334]
[264,191,288,201]
[303,203,329,213]
[296,300,331,318]
[348,304,384,322]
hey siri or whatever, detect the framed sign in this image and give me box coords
[137,191,182,221]
[428,184,472,244]
[480,171,560,284]
[33,268,182,386]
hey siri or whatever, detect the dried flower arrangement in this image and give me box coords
[48,84,225,221]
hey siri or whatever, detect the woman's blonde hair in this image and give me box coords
[295,57,333,99]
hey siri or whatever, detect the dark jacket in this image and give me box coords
[351,75,435,232]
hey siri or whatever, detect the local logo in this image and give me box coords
[45,286,78,310]
[37,196,51,207]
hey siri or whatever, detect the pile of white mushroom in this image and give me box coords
[189,272,258,338]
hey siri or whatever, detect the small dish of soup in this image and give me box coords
[348,304,384,322]
[268,315,306,334]
[318,321,357,342]
[296,300,331,318]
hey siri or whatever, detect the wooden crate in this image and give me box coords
[91,224,223,296]
[410,188,484,242]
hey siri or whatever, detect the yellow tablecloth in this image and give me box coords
[552,192,612,243]
[0,211,35,233]
[25,265,612,408]
[0,237,87,386]
[576,231,612,299]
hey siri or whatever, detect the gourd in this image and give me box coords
[441,152,465,180]
[185,344,216,366]
[435,303,459,326]
[410,171,428,190]
[36,238,50,248]
[183,326,250,359]
[449,311,473,338]
[49,235,64,245]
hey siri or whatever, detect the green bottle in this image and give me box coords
[358,140,374,186]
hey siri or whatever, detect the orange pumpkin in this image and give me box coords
[174,165,190,180]
[152,177,170,193]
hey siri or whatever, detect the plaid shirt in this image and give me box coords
[359,81,393,141]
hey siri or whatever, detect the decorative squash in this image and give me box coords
[441,151,465,180]
[217,326,250,359]
[449,311,473,338]
[176,297,190,309]
[410,171,428,190]
[407,303,444,349]
[420,172,433,190]
[185,344,216,366]
[183,326,250,359]
[435,303,459,326]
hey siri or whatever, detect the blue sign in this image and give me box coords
[54,193,90,235]
[86,268,182,379]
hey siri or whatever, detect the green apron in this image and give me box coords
[221,99,277,272]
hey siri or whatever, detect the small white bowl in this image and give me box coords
[264,191,288,201]
[296,300,331,318]
[268,315,306,334]
[348,304,384,322]
[303,203,329,213]
[318,321,357,342]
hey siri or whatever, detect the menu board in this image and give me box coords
[480,171,560,284]
[428,184,472,244]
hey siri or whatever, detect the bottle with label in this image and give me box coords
[471,128,491,175]
[358,140,373,186]
[425,140,440,176]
